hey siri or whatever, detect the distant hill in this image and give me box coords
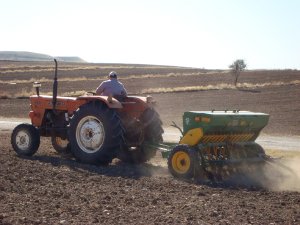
[0,51,86,63]
[55,56,86,63]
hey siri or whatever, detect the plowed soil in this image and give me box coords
[1,132,300,225]
[1,61,300,224]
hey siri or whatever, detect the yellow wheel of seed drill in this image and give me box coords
[168,145,198,179]
[172,151,191,174]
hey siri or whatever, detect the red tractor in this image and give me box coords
[11,60,163,164]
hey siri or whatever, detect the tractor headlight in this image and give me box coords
[33,82,41,88]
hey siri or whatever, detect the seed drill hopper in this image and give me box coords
[164,110,270,180]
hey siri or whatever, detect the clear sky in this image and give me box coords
[1,0,299,69]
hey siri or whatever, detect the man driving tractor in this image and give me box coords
[96,71,127,98]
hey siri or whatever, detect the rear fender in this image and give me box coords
[117,96,150,118]
[76,96,123,109]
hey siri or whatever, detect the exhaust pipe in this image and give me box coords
[52,59,58,113]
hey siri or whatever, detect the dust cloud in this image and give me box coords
[262,158,300,192]
[234,158,300,192]
[146,155,300,192]
[147,156,169,177]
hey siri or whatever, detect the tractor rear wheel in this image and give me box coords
[68,102,123,165]
[11,123,40,156]
[119,108,163,164]
[168,145,199,179]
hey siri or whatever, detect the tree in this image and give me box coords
[229,59,247,87]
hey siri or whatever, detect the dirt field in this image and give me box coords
[1,61,300,224]
[1,61,300,135]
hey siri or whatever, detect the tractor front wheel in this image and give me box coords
[11,123,40,156]
[168,145,199,179]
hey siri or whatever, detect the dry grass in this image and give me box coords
[239,80,300,89]
[2,90,89,99]
[62,90,87,97]
[141,80,300,94]
[121,71,228,80]
[0,66,100,74]
[14,89,36,98]
[0,65,188,74]
[3,79,300,98]
[141,83,235,94]
[0,91,10,99]
[0,76,89,84]
[0,72,223,84]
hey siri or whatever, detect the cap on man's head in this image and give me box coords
[109,71,117,79]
